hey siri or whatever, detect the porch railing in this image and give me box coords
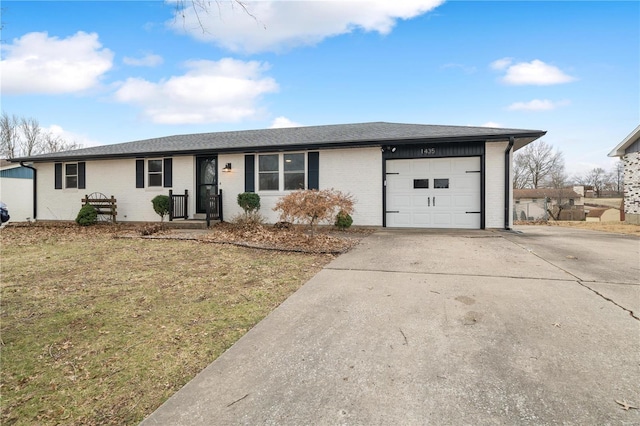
[205,188,223,227]
[169,189,188,221]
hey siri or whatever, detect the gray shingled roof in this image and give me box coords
[12,121,546,163]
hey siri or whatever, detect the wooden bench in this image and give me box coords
[82,195,117,223]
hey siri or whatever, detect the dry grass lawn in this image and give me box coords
[518,220,640,236]
[0,224,337,425]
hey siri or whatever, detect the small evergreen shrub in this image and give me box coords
[335,210,353,230]
[237,192,261,215]
[76,204,98,226]
[151,195,170,221]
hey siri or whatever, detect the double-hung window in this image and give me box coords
[259,154,280,191]
[148,159,163,187]
[284,153,305,190]
[65,164,78,188]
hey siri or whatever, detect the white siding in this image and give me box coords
[35,157,194,222]
[218,153,247,221]
[0,177,33,222]
[485,141,509,228]
[220,148,383,226]
[319,147,382,226]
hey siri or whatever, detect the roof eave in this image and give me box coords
[608,124,640,157]
[10,130,546,163]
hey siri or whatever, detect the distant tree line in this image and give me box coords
[0,112,81,159]
[514,140,624,197]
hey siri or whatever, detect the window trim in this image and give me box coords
[147,159,163,188]
[256,152,307,192]
[65,163,78,189]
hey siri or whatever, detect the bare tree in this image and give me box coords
[576,167,608,198]
[1,112,20,159]
[41,132,81,153]
[20,117,42,157]
[1,112,81,158]
[174,0,260,32]
[513,141,565,189]
[610,160,624,194]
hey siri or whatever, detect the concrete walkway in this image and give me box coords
[141,226,640,425]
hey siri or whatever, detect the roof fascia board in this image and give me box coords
[12,131,546,163]
[608,124,640,157]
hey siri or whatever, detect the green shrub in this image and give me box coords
[335,210,353,230]
[151,195,170,221]
[76,204,98,226]
[237,193,261,215]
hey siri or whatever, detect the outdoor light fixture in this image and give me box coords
[381,146,397,153]
[223,163,232,172]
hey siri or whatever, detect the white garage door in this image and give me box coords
[386,157,481,229]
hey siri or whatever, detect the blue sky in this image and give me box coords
[1,0,638,176]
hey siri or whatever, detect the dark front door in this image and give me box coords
[196,156,218,213]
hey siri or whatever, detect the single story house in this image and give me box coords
[513,188,585,221]
[585,208,621,223]
[0,159,35,222]
[10,122,545,230]
[608,125,640,224]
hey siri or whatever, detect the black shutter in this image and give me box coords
[136,159,144,188]
[163,158,173,188]
[78,162,86,189]
[308,152,319,190]
[54,163,62,189]
[244,155,255,192]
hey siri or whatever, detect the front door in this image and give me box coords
[196,156,218,214]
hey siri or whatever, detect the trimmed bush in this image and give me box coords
[76,204,98,226]
[335,210,353,230]
[151,195,170,221]
[237,192,261,215]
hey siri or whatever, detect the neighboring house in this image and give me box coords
[585,208,621,223]
[0,159,35,222]
[10,122,545,230]
[608,125,640,224]
[513,188,585,221]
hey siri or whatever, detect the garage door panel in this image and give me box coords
[386,157,481,229]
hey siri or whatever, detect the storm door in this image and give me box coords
[196,156,218,213]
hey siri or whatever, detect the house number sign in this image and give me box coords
[421,148,436,155]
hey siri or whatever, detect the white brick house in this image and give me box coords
[609,125,640,225]
[10,122,545,229]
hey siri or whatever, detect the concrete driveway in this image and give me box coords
[141,226,639,425]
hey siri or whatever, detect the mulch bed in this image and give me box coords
[3,221,375,254]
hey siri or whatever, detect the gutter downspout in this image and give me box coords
[504,137,515,230]
[20,161,37,219]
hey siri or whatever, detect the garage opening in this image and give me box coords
[385,157,481,229]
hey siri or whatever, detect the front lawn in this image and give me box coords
[0,224,334,425]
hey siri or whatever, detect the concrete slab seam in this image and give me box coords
[577,281,640,321]
[503,236,640,322]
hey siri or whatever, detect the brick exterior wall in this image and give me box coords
[485,141,510,228]
[623,151,640,224]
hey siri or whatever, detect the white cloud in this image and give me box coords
[507,99,571,111]
[270,116,303,128]
[490,57,513,70]
[492,58,575,85]
[169,0,444,53]
[123,53,163,67]
[113,58,279,124]
[0,31,113,95]
[44,124,103,148]
[480,122,503,128]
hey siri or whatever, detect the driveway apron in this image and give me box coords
[141,227,640,426]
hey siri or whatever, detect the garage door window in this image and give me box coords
[413,179,429,189]
[434,178,449,189]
